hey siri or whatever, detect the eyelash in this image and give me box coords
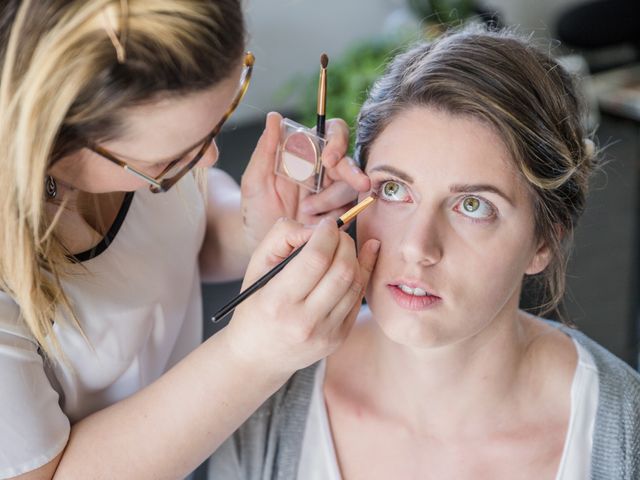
[452,195,497,223]
[373,177,497,223]
[373,178,412,203]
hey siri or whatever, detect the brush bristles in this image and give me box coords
[320,53,329,68]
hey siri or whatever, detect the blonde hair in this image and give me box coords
[356,27,595,320]
[0,0,244,357]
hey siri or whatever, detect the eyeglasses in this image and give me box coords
[87,52,254,193]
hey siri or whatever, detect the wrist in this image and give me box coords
[210,324,294,388]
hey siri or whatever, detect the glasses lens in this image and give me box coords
[148,54,253,192]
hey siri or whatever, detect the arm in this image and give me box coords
[51,328,289,479]
[13,328,288,480]
[199,168,250,283]
[12,220,379,480]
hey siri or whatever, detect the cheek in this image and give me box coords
[356,199,413,240]
[356,202,405,252]
[451,224,538,311]
[449,208,537,265]
[49,152,147,193]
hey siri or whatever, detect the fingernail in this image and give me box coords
[370,239,381,252]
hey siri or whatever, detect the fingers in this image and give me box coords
[241,111,283,198]
[299,181,357,217]
[357,238,381,288]
[330,238,380,338]
[303,232,361,319]
[243,217,312,287]
[325,154,371,192]
[322,118,370,192]
[269,218,340,302]
[321,119,350,168]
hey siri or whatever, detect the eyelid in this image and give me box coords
[373,177,413,202]
[454,194,497,220]
[371,175,408,190]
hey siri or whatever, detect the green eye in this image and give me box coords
[383,182,400,196]
[462,197,480,212]
[378,180,410,202]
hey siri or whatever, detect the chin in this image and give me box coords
[369,303,453,349]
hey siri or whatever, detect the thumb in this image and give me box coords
[338,238,380,337]
[243,218,313,287]
[357,238,380,291]
[241,111,282,198]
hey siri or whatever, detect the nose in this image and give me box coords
[400,207,444,266]
[197,140,219,168]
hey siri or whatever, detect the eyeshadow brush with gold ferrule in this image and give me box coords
[317,53,328,139]
[211,195,376,323]
[315,53,328,184]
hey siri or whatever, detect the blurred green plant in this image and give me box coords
[407,0,475,26]
[276,38,402,153]
[277,0,477,154]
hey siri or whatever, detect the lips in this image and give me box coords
[387,280,442,310]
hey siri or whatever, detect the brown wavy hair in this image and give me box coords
[355,27,595,319]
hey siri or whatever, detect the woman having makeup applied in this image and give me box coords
[209,27,640,479]
[0,1,379,478]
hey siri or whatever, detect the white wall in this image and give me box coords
[233,0,404,124]
[233,0,586,125]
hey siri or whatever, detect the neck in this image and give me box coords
[45,177,125,254]
[353,303,538,437]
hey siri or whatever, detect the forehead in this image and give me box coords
[366,107,528,195]
[102,62,243,162]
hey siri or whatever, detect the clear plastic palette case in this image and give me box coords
[275,117,326,193]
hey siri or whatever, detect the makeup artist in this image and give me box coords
[0,1,378,479]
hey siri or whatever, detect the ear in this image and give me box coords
[525,241,552,275]
[525,225,563,275]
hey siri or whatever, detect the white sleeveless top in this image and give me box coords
[0,174,206,478]
[298,338,599,480]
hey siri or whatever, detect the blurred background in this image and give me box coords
[202,0,640,371]
[195,0,639,476]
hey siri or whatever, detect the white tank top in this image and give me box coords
[0,174,206,477]
[298,338,599,480]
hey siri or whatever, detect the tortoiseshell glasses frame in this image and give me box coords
[87,52,254,193]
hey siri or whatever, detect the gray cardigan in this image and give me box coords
[208,324,640,479]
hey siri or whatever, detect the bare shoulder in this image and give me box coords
[206,168,240,205]
[519,312,578,395]
[11,450,62,480]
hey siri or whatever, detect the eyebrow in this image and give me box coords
[450,183,513,205]
[368,165,513,205]
[368,165,415,184]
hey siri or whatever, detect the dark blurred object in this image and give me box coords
[407,0,502,29]
[472,4,502,31]
[557,0,640,72]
